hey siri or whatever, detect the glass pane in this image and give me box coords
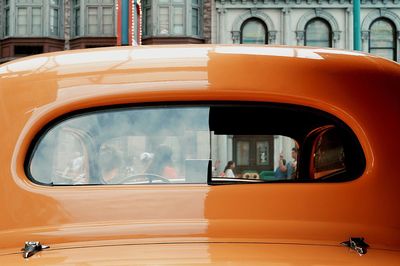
[241,20,266,44]
[50,8,59,35]
[192,0,199,4]
[73,0,80,5]
[145,8,152,35]
[5,9,10,35]
[174,0,184,3]
[192,8,199,35]
[50,0,59,5]
[75,8,80,36]
[236,141,249,166]
[88,7,98,34]
[17,8,28,35]
[32,8,42,35]
[30,107,211,185]
[305,19,331,48]
[173,7,184,35]
[159,0,169,3]
[370,20,394,48]
[159,7,169,34]
[256,141,269,166]
[369,48,394,61]
[102,7,113,34]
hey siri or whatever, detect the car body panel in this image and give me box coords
[0,45,399,262]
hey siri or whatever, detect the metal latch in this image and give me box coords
[21,241,50,258]
[341,237,369,256]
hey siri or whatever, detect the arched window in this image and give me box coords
[241,18,267,44]
[369,18,396,61]
[305,18,332,48]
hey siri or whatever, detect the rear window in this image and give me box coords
[27,104,365,185]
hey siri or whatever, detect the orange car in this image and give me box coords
[0,45,399,265]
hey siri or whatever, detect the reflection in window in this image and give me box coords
[30,107,211,185]
[313,128,346,179]
[369,18,396,61]
[305,18,332,48]
[241,18,267,44]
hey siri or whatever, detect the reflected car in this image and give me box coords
[0,45,399,265]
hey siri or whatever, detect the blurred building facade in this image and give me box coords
[0,0,399,63]
[0,0,211,62]
[212,0,400,61]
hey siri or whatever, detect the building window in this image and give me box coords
[369,18,397,61]
[15,1,43,37]
[305,18,332,48]
[4,2,10,36]
[73,0,80,36]
[143,0,202,38]
[86,1,115,36]
[50,0,60,36]
[240,18,267,44]
[191,0,200,36]
[158,0,184,35]
[17,8,28,35]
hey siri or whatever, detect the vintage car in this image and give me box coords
[0,45,399,265]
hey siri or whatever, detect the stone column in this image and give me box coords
[345,7,352,50]
[397,31,400,62]
[217,7,226,43]
[64,0,71,50]
[281,8,291,45]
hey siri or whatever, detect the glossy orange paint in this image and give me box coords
[0,45,399,264]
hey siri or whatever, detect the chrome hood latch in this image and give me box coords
[341,237,369,256]
[21,241,50,258]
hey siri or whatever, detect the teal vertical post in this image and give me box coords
[353,0,361,51]
[121,0,129,45]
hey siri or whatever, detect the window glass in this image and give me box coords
[241,19,266,44]
[32,7,42,35]
[102,7,113,34]
[305,19,331,48]
[50,8,59,35]
[369,19,396,61]
[17,8,28,35]
[159,7,169,34]
[75,8,81,36]
[29,105,365,185]
[192,8,199,35]
[145,7,152,35]
[88,7,98,34]
[5,8,10,36]
[173,6,184,34]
